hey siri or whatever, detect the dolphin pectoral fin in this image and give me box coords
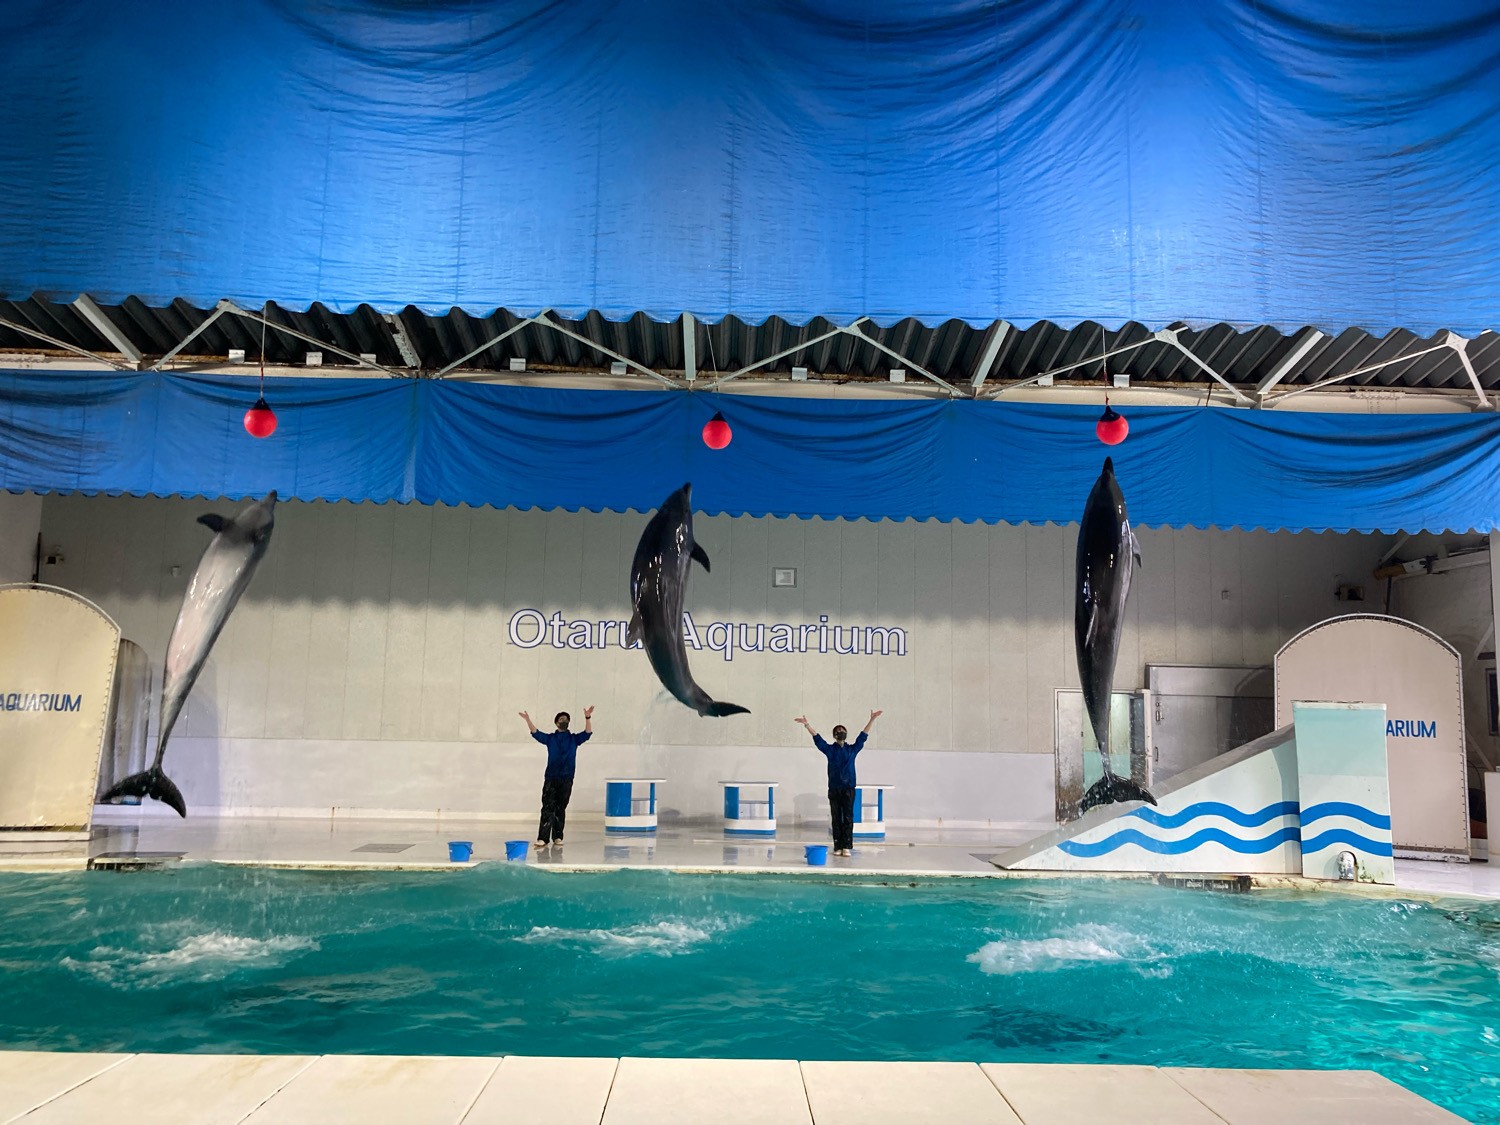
[100,768,188,817]
[704,700,751,718]
[626,612,644,648]
[1130,528,1143,569]
[196,513,227,533]
[691,542,711,572]
[1079,771,1156,813]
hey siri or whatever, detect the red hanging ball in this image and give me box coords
[702,411,732,450]
[244,396,278,439]
[1095,403,1128,446]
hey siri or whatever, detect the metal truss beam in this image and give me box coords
[846,321,961,396]
[533,312,683,389]
[71,295,142,366]
[436,314,541,377]
[1264,338,1454,406]
[699,320,866,390]
[0,313,136,370]
[150,305,229,371]
[385,313,421,368]
[1155,328,1252,405]
[221,301,400,376]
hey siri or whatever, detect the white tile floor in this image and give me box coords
[0,1053,1465,1125]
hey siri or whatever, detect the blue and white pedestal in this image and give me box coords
[720,781,777,835]
[604,777,663,834]
[853,785,891,839]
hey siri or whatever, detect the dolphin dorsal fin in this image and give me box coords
[690,542,711,573]
[197,513,228,533]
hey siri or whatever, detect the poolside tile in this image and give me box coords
[801,1061,1021,1125]
[12,1053,313,1124]
[980,1064,1224,1124]
[463,1056,617,1124]
[1161,1067,1466,1124]
[242,1054,501,1124]
[601,1057,812,1125]
[0,1052,129,1123]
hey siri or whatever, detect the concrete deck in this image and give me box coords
[2,810,1495,899]
[0,1053,1465,1125]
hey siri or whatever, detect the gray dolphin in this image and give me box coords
[628,483,749,718]
[100,492,278,816]
[1075,459,1155,813]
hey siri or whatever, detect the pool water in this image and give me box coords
[1,866,1497,1121]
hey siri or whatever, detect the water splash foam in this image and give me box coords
[516,918,732,957]
[62,932,318,986]
[967,923,1169,977]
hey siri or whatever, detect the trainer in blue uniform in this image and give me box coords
[794,709,883,857]
[520,705,593,848]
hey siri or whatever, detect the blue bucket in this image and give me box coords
[447,841,473,863]
[804,844,828,866]
[504,840,529,861]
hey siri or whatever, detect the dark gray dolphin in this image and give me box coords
[628,483,749,718]
[100,492,278,816]
[1075,459,1155,813]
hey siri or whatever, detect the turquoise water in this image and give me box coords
[1,867,1497,1121]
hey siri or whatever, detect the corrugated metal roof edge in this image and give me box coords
[9,289,1495,340]
[5,487,1432,535]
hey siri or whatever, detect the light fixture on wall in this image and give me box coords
[772,567,797,588]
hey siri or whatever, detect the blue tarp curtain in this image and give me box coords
[4,371,1498,533]
[3,1,1500,333]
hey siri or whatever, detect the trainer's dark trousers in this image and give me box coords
[538,778,574,843]
[828,787,856,850]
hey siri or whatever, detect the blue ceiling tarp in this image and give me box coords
[3,1,1499,333]
[4,371,1497,532]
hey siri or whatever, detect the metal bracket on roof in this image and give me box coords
[531,311,684,389]
[71,295,142,366]
[1154,327,1252,405]
[682,312,697,382]
[968,321,1010,394]
[698,319,864,391]
[150,303,230,371]
[1253,328,1326,401]
[1262,337,1454,407]
[385,312,421,368]
[1443,331,1490,408]
[0,312,137,371]
[221,300,401,376]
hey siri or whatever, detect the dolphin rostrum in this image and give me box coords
[628,483,750,718]
[1075,459,1156,813]
[100,492,278,816]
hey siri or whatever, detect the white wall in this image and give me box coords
[38,494,1388,826]
[0,492,41,583]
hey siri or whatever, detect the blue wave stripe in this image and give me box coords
[1126,801,1299,830]
[1301,828,1393,857]
[1299,802,1390,830]
[1058,826,1300,858]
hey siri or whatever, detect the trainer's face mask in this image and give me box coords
[832,726,847,742]
[555,713,570,730]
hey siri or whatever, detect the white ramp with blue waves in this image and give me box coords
[994,702,1393,883]
[995,727,1304,874]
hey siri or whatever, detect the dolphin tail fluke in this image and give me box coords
[99,768,188,817]
[704,700,751,718]
[1079,771,1156,813]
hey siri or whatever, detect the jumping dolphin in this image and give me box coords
[100,492,278,816]
[1075,459,1156,813]
[628,483,749,718]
